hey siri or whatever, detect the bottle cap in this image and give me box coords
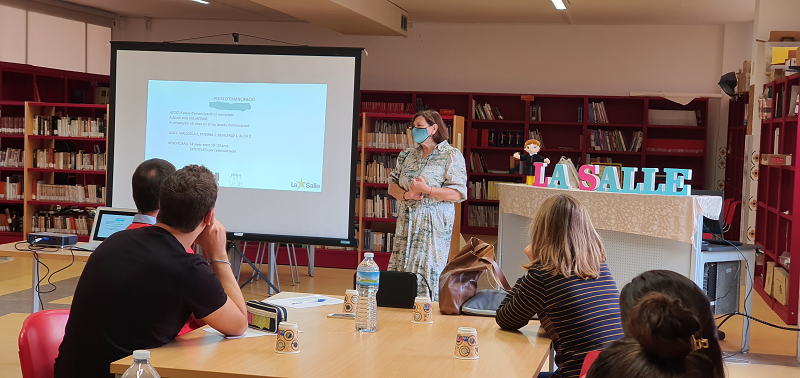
[364,252,374,258]
[132,350,150,360]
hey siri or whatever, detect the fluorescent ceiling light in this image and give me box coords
[551,0,566,10]
[192,0,210,4]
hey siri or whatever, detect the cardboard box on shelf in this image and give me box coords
[773,267,790,305]
[765,261,775,296]
[760,154,793,166]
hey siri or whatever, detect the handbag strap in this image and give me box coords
[479,256,512,291]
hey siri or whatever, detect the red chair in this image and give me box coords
[18,310,69,378]
[579,350,601,378]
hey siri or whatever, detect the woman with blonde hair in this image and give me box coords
[496,194,623,378]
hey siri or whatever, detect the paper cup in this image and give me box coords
[412,296,433,324]
[454,327,479,360]
[275,322,300,354]
[343,289,358,314]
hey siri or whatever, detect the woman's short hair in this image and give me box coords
[586,291,718,378]
[414,110,449,144]
[524,194,605,279]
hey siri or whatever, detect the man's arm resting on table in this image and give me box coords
[201,259,248,336]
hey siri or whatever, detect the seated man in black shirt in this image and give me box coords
[54,164,247,378]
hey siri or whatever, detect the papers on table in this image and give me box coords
[203,327,275,339]
[264,294,344,309]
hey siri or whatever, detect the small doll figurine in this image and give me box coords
[513,139,550,185]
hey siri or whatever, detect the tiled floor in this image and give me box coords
[0,256,797,377]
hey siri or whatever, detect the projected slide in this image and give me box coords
[145,80,327,192]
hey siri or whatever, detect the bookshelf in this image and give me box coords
[23,102,108,243]
[753,73,800,325]
[356,111,465,269]
[0,61,109,244]
[360,91,709,236]
[725,95,748,240]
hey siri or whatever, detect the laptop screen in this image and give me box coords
[93,210,136,241]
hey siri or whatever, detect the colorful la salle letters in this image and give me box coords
[534,163,692,196]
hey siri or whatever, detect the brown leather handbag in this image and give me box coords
[438,238,512,315]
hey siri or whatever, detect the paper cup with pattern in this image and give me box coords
[275,322,300,354]
[453,327,479,359]
[412,296,433,324]
[343,289,358,314]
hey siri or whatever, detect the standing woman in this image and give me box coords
[387,110,467,301]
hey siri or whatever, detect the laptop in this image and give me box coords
[72,207,138,251]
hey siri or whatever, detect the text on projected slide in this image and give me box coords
[145,80,327,192]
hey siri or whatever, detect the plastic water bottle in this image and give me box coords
[121,350,160,378]
[355,252,379,332]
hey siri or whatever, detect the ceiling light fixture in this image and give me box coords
[191,0,210,4]
[551,0,566,11]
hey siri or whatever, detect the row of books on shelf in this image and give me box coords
[0,177,24,200]
[0,116,25,135]
[32,115,107,138]
[361,102,414,114]
[469,152,523,174]
[358,153,398,184]
[468,129,525,147]
[588,102,609,124]
[31,182,105,204]
[30,210,94,236]
[0,148,23,168]
[362,230,395,252]
[644,139,705,154]
[32,149,107,171]
[360,121,414,149]
[468,180,511,200]
[468,205,499,228]
[473,100,504,120]
[589,130,642,152]
[362,189,397,219]
[530,104,542,122]
[0,208,21,232]
[529,129,545,147]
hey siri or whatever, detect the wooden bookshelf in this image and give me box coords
[0,61,109,244]
[22,102,108,241]
[753,73,800,325]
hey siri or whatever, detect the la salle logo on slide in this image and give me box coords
[291,179,320,190]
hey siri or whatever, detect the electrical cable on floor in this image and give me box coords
[712,239,798,361]
[14,241,73,311]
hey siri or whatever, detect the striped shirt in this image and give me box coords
[496,263,623,378]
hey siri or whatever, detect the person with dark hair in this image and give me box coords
[496,195,624,378]
[55,165,247,378]
[585,270,724,378]
[127,158,176,229]
[386,110,467,300]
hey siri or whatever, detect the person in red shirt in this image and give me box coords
[125,159,201,335]
[126,158,176,230]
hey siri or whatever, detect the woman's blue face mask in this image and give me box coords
[412,125,431,144]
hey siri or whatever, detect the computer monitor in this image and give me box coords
[692,190,724,236]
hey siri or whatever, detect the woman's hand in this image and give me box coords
[410,177,431,195]
[524,244,533,261]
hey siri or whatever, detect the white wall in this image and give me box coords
[0,2,111,74]
[114,19,726,96]
[0,5,27,64]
